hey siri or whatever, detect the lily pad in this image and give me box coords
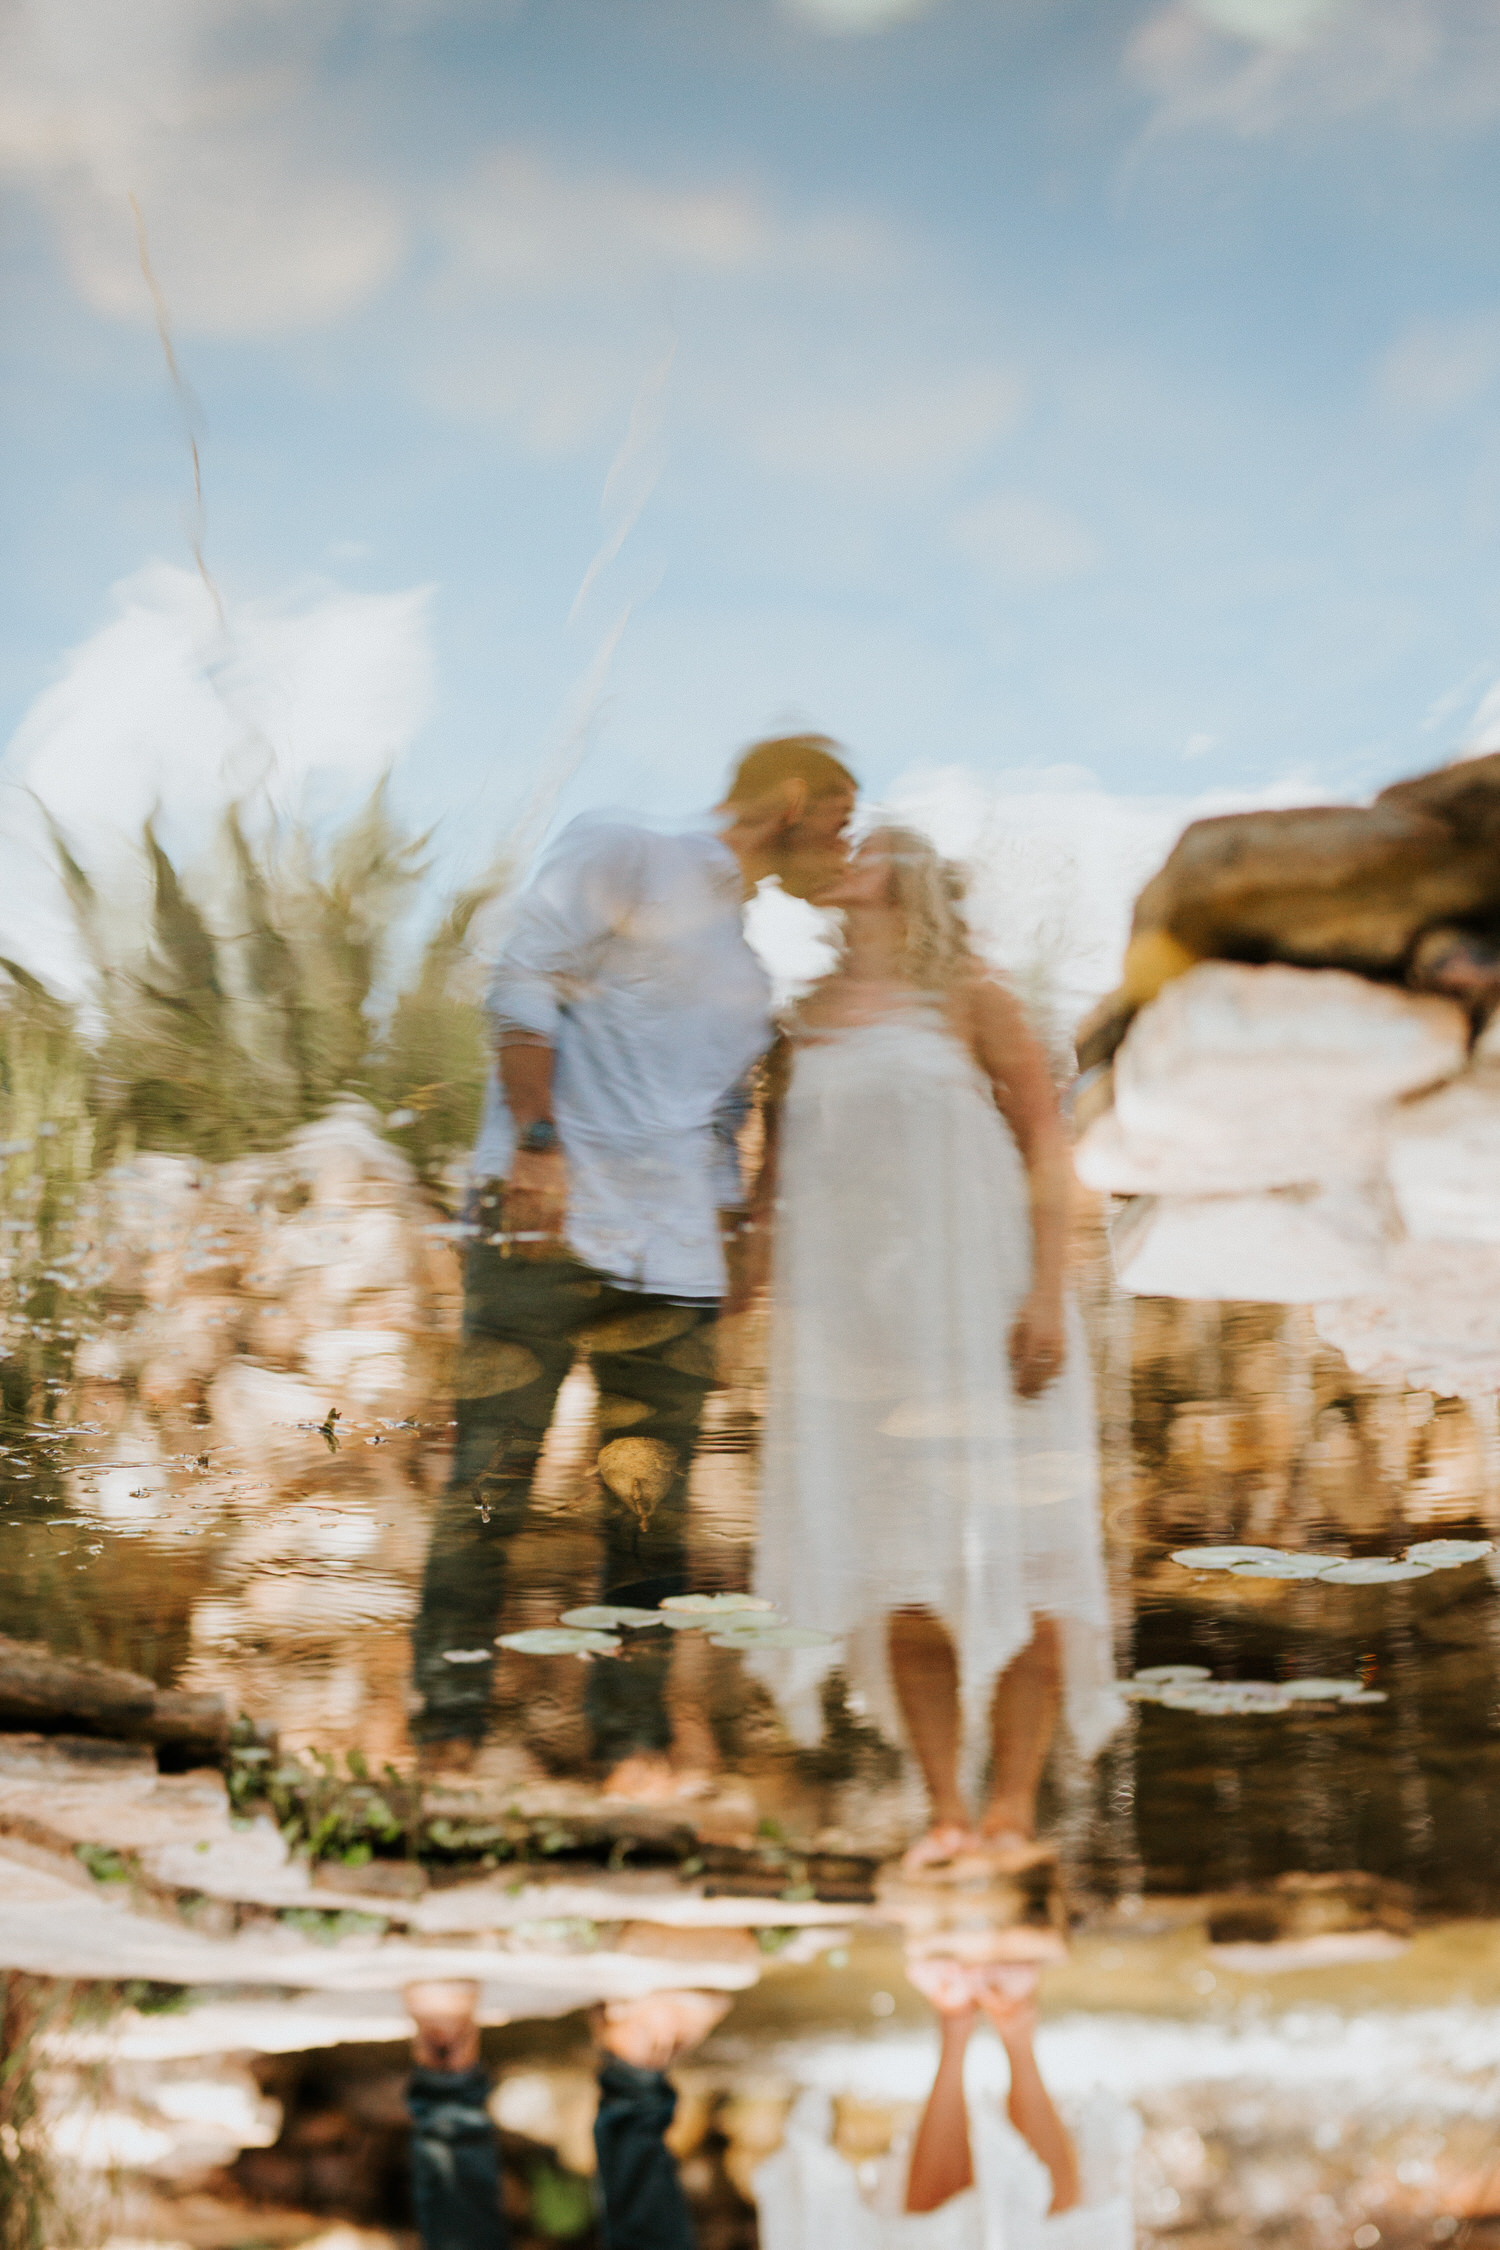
[660,1592,775,1614]
[1169,1546,1287,1571]
[1316,1558,1436,1585]
[1134,1664,1212,1684]
[1345,1690,1389,1704]
[440,1648,492,1665]
[1405,1539,1495,1569]
[559,1605,664,1630]
[496,1627,622,1657]
[708,1625,839,1650]
[1227,1554,1339,1580]
[1278,1678,1364,1701]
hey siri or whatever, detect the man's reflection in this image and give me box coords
[409,735,857,1790]
[745,826,1121,1866]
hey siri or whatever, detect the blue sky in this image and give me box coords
[8,0,1500,978]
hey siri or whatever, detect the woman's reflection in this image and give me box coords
[754,1957,1137,2248]
[745,828,1121,1867]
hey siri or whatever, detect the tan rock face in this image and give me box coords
[1130,802,1500,974]
[1377,747,1500,851]
[1080,963,1467,1197]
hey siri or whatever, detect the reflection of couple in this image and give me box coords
[410,732,1117,1851]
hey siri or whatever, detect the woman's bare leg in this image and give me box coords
[903,1958,978,2214]
[977,1969,1080,2214]
[888,1606,973,1858]
[979,1618,1062,1847]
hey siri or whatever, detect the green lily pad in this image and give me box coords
[708,1624,839,1650]
[1227,1554,1339,1580]
[559,1605,664,1630]
[1169,1546,1287,1571]
[660,1592,776,1614]
[496,1627,621,1657]
[1316,1558,1435,1585]
[1405,1539,1494,1569]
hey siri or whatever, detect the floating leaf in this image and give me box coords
[1134,1664,1212,1684]
[1169,1546,1287,1571]
[559,1605,664,1630]
[1345,1690,1389,1704]
[1278,1678,1364,1701]
[1316,1558,1436,1585]
[1405,1539,1494,1568]
[660,1592,775,1614]
[1228,1554,1338,1580]
[496,1627,621,1657]
[441,1648,493,1665]
[708,1624,839,1650]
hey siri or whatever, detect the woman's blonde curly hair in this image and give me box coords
[861,823,976,992]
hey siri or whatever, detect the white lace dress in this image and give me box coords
[752,1007,1122,1787]
[753,2085,1139,2250]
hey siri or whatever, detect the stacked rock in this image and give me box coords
[1074,753,1500,1395]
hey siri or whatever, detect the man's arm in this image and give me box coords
[485,822,642,1245]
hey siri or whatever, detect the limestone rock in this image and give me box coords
[1387,1067,1500,1242]
[1111,1185,1393,1303]
[1078,962,1467,1195]
[1377,748,1500,852]
[1314,1239,1500,1396]
[1131,802,1499,974]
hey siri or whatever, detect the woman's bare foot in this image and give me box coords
[974,1960,1041,2042]
[904,1951,982,2018]
[900,1822,981,1878]
[972,1824,1057,1872]
[595,1990,732,2071]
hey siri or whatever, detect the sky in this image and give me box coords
[8,0,1500,998]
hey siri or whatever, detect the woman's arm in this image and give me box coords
[964,977,1074,1397]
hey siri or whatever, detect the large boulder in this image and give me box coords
[1129,801,1500,975]
[1376,748,1500,854]
[1386,1068,1500,1243]
[1110,1184,1393,1302]
[1076,962,1467,1195]
[1314,1239,1500,1396]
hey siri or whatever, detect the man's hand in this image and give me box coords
[405,1979,482,2072]
[1009,1292,1066,1399]
[503,1146,568,1255]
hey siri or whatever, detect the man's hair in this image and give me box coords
[720,732,857,808]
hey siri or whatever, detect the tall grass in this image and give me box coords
[25,784,510,1183]
[0,790,510,1416]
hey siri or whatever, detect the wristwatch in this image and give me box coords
[517,1119,561,1154]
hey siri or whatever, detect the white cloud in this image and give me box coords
[0,0,407,333]
[435,145,897,304]
[948,491,1100,589]
[742,365,1025,492]
[1375,312,1500,415]
[0,563,434,986]
[1188,0,1351,46]
[879,763,1340,1037]
[1128,0,1500,139]
[777,0,942,33]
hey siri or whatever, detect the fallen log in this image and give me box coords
[0,1636,228,1764]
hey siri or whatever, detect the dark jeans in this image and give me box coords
[410,1213,719,1765]
[406,2061,696,2250]
[407,2065,508,2250]
[594,2058,696,2249]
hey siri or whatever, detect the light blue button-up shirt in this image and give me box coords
[471,817,773,1300]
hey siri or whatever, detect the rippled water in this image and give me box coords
[3,1107,1499,2246]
